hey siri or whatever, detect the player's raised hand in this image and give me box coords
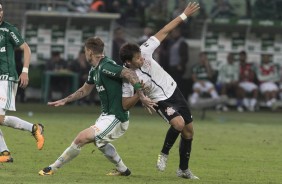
[183,2,200,17]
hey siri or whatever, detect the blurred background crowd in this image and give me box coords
[3,0,282,112]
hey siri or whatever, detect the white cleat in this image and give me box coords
[156,153,168,171]
[176,168,199,179]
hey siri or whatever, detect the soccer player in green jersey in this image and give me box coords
[0,2,44,163]
[39,36,155,176]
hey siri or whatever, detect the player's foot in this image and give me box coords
[38,167,54,176]
[0,150,13,163]
[32,123,45,150]
[106,168,131,176]
[156,153,168,171]
[176,168,199,179]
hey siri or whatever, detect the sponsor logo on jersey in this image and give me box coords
[102,69,116,76]
[10,32,20,43]
[0,28,9,32]
[0,47,6,52]
[96,85,105,92]
[142,42,149,47]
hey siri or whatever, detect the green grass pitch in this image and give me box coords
[1,103,282,184]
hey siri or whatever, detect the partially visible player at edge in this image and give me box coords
[119,2,200,179]
[38,36,155,176]
[0,2,44,163]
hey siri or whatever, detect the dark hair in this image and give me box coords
[84,36,104,54]
[239,50,246,56]
[119,43,140,63]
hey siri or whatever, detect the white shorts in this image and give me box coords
[91,114,129,148]
[260,82,278,93]
[0,81,18,111]
[239,81,257,93]
[193,81,215,92]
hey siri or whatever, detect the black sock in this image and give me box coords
[179,136,192,170]
[161,126,180,155]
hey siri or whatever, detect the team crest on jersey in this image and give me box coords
[165,107,175,116]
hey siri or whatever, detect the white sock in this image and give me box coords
[99,143,127,172]
[250,98,257,108]
[210,90,219,99]
[50,142,81,170]
[2,116,33,132]
[243,98,249,107]
[0,129,9,152]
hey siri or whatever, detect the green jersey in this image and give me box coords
[192,64,209,81]
[87,56,129,122]
[0,21,25,82]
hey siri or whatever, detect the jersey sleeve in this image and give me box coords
[122,80,134,97]
[140,36,160,57]
[101,62,123,78]
[86,68,95,84]
[9,26,25,47]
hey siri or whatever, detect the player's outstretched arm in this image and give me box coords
[48,83,94,106]
[154,2,200,43]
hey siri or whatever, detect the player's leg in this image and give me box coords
[0,127,13,163]
[1,116,44,150]
[95,117,131,176]
[99,143,131,176]
[39,127,95,176]
[0,81,44,150]
[156,116,184,171]
[176,122,198,179]
[0,109,13,163]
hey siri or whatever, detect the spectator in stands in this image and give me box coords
[69,50,93,105]
[67,0,92,13]
[238,51,258,112]
[216,53,240,111]
[253,0,276,19]
[68,50,90,88]
[255,54,279,109]
[210,0,236,18]
[90,0,105,12]
[167,27,189,97]
[45,51,70,100]
[112,27,126,66]
[190,52,219,105]
[138,23,155,45]
[46,51,68,71]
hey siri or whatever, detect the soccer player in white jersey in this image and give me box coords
[0,2,44,163]
[119,2,200,179]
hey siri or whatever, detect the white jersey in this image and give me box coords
[135,36,177,101]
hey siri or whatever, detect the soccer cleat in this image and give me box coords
[156,153,168,171]
[106,168,131,176]
[176,168,199,179]
[32,124,45,150]
[0,150,13,163]
[38,167,54,176]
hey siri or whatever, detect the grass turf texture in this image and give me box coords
[0,103,281,184]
